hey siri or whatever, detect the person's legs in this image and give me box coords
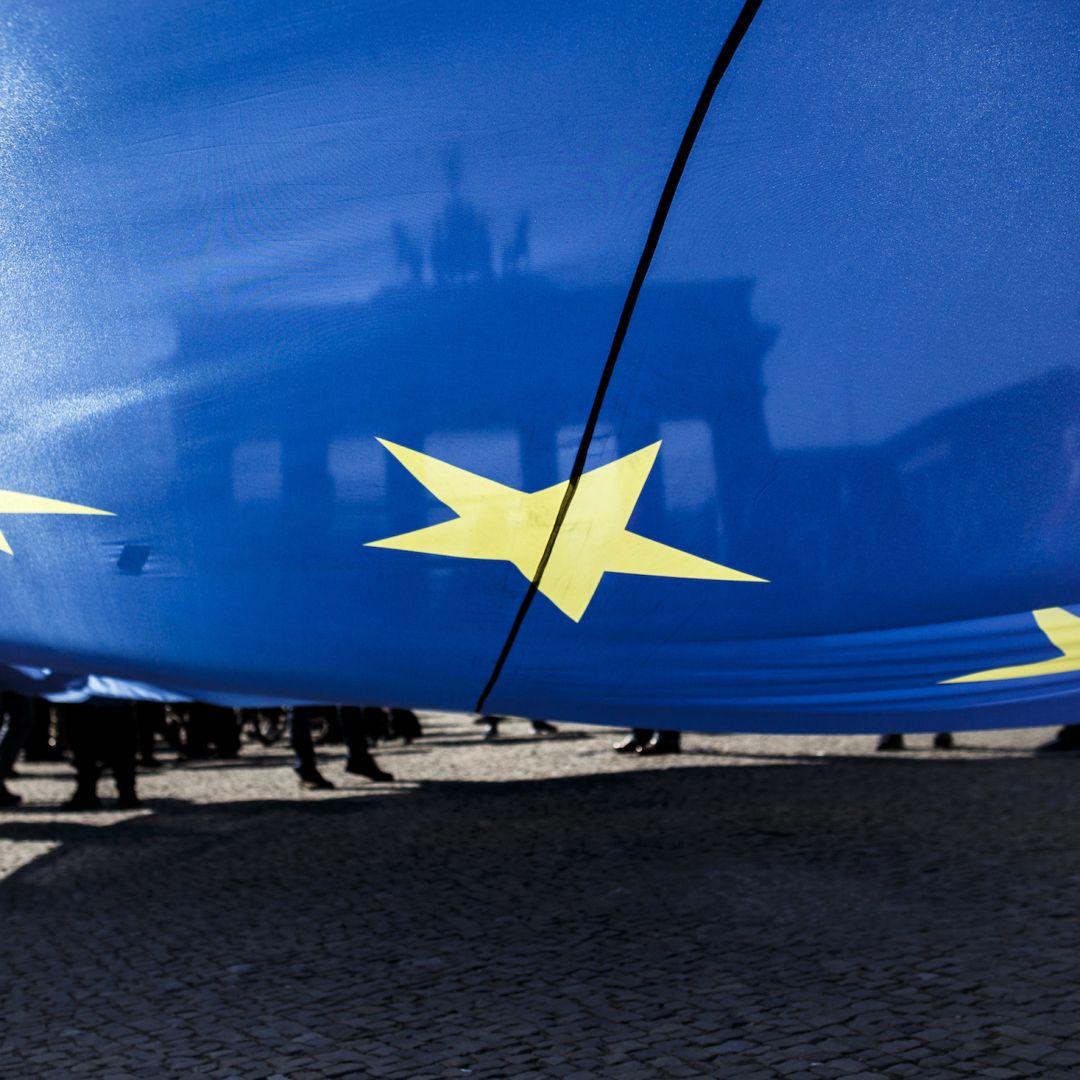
[21,698,59,762]
[183,704,213,759]
[339,706,365,756]
[290,707,317,772]
[291,707,333,788]
[320,707,344,745]
[134,701,164,767]
[0,693,36,780]
[60,703,102,809]
[0,694,31,804]
[208,705,241,758]
[340,706,394,782]
[97,701,139,807]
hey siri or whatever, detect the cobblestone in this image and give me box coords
[0,717,1077,1077]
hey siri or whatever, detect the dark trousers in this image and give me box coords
[63,701,137,797]
[210,705,241,758]
[133,701,167,764]
[0,693,36,776]
[294,706,386,773]
[21,698,57,761]
[185,704,241,758]
[290,707,319,774]
[340,706,386,761]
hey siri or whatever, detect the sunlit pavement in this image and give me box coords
[0,716,1077,1079]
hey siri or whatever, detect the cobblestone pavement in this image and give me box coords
[0,716,1078,1079]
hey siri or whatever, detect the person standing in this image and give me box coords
[181,702,241,760]
[339,707,394,781]
[59,698,140,810]
[290,705,335,789]
[133,700,166,768]
[290,705,394,788]
[20,697,60,763]
[0,693,37,806]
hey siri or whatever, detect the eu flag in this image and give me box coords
[3,0,1079,732]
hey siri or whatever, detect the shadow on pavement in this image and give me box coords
[0,755,1078,1075]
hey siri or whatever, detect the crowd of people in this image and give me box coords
[0,692,1075,809]
[0,694,414,809]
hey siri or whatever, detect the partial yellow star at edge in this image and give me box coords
[942,607,1080,683]
[365,438,766,621]
[0,489,114,556]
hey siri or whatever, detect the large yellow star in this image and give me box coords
[0,489,113,556]
[366,438,765,621]
[943,607,1080,683]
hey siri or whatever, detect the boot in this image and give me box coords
[877,733,905,751]
[296,768,335,790]
[638,730,681,755]
[344,751,394,782]
[613,729,652,753]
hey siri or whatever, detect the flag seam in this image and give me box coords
[474,0,767,712]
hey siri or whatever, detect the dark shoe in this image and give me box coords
[933,732,955,750]
[297,770,335,790]
[877,733,905,751]
[345,756,394,782]
[0,787,22,807]
[638,731,681,755]
[63,791,101,811]
[614,730,652,753]
[480,715,503,740]
[116,792,142,810]
[531,720,558,735]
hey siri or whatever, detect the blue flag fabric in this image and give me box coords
[2,0,1079,731]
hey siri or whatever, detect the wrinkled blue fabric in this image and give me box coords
[1,1,1078,732]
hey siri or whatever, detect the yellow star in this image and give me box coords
[943,607,1080,683]
[366,438,765,621]
[0,489,113,556]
